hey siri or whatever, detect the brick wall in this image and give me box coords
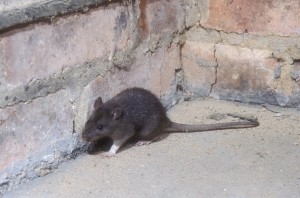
[184,0,300,106]
[0,0,299,195]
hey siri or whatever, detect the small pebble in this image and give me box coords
[274,113,283,117]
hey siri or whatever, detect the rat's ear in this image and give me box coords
[112,107,123,120]
[94,97,103,109]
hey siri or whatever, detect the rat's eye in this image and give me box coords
[97,124,103,130]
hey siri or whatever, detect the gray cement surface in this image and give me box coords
[3,98,300,198]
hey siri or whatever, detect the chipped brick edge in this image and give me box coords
[0,0,112,32]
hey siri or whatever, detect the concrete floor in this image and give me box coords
[3,98,300,198]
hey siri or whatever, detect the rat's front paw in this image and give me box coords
[100,152,116,158]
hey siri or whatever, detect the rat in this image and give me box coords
[82,87,259,157]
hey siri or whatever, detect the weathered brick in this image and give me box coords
[0,91,73,171]
[183,41,216,67]
[215,44,277,90]
[182,41,217,96]
[0,4,130,87]
[139,0,185,36]
[202,0,300,36]
[211,44,279,103]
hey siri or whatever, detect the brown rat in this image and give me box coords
[82,87,259,157]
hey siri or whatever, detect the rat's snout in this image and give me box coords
[82,132,88,141]
[82,130,99,142]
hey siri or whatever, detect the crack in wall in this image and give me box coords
[159,50,164,99]
[209,43,218,96]
[177,35,186,94]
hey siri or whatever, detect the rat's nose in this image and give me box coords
[82,132,88,141]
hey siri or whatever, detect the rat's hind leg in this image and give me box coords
[135,122,165,146]
[135,140,154,146]
[135,137,160,146]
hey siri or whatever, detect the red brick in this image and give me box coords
[213,44,277,92]
[202,0,300,36]
[139,0,184,37]
[182,41,217,96]
[1,4,130,87]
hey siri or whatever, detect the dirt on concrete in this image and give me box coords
[3,98,300,198]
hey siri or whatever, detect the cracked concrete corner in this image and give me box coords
[0,136,85,194]
[173,35,187,95]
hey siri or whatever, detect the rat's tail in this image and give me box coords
[164,120,259,133]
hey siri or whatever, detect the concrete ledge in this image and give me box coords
[0,0,109,32]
